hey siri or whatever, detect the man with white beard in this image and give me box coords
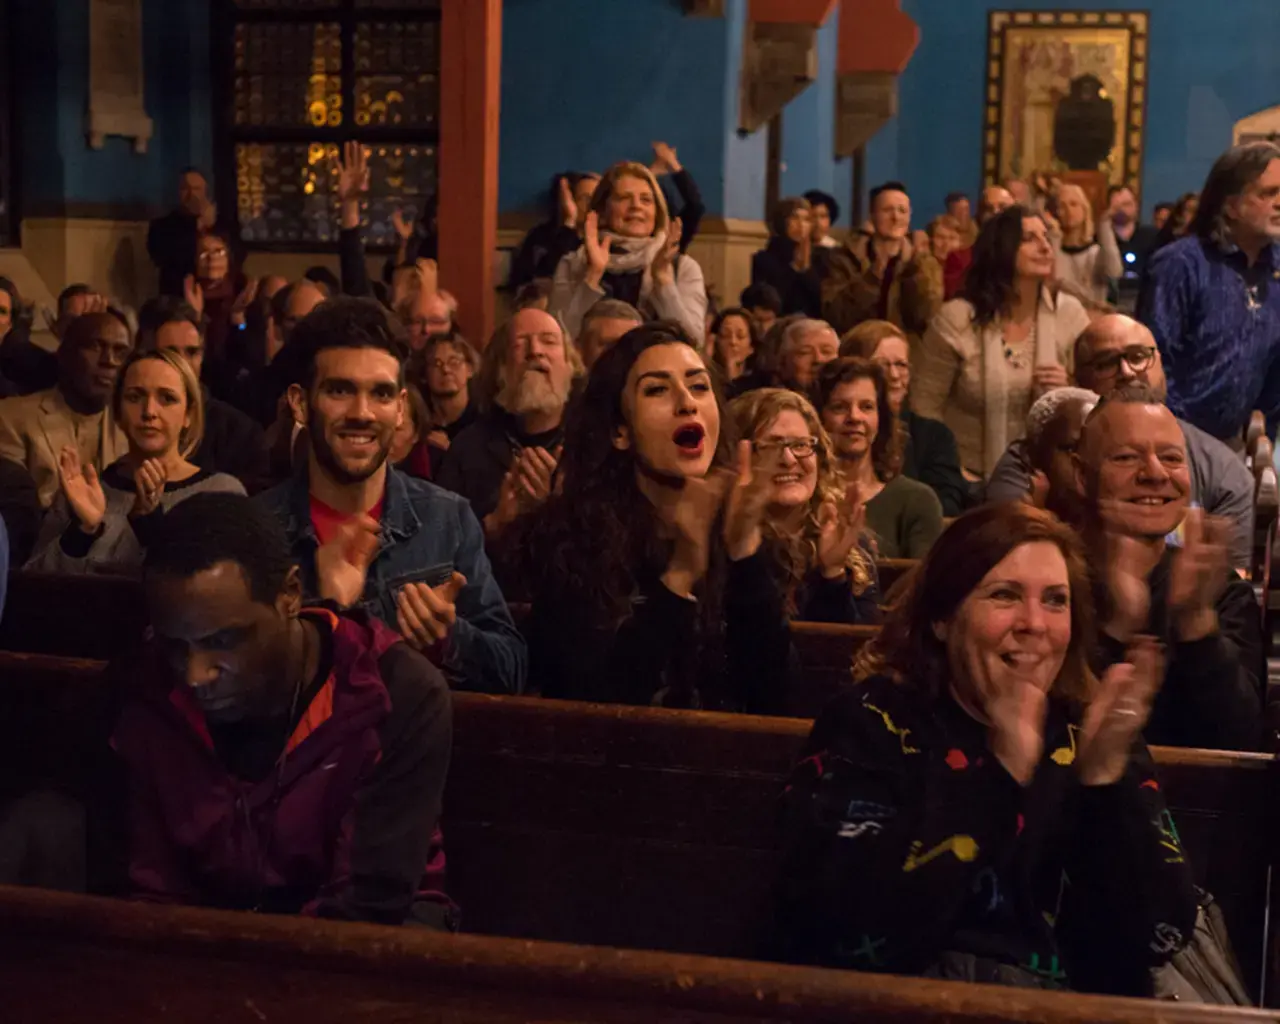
[435,307,581,537]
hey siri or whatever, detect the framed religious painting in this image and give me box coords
[982,10,1149,200]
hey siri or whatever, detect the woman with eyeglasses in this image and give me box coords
[729,388,880,625]
[184,230,255,401]
[817,358,944,559]
[840,320,973,516]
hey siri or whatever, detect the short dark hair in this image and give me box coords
[739,282,782,315]
[304,266,341,297]
[179,166,207,181]
[802,189,840,223]
[869,181,909,208]
[137,296,202,349]
[815,357,903,480]
[57,284,96,319]
[944,191,970,208]
[1107,184,1136,201]
[289,296,408,388]
[1153,202,1174,216]
[144,492,296,605]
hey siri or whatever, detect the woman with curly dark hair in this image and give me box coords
[513,321,789,712]
[817,358,943,559]
[728,388,879,623]
[911,206,1089,481]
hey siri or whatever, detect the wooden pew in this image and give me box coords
[0,571,146,660]
[1,651,1274,1001]
[7,887,1278,1024]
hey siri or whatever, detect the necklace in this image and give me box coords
[1003,318,1036,370]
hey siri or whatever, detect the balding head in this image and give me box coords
[979,186,1015,223]
[1073,314,1166,400]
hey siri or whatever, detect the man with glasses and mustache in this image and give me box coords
[256,298,525,696]
[436,307,580,539]
[987,314,1255,570]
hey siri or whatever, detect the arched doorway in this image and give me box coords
[1234,105,1280,145]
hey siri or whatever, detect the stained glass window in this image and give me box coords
[225,0,440,249]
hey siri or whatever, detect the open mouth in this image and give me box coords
[773,473,803,485]
[1128,496,1174,506]
[673,423,705,457]
[337,431,378,451]
[999,652,1040,669]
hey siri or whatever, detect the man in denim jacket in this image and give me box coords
[256,298,526,695]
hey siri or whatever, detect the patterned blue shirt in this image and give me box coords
[1138,235,1280,441]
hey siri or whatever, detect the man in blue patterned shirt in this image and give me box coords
[1139,142,1280,446]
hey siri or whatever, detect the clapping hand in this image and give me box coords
[1098,504,1153,642]
[721,439,774,562]
[987,674,1050,786]
[651,141,682,175]
[316,514,380,609]
[558,176,579,228]
[583,211,614,288]
[1167,508,1231,641]
[651,217,683,287]
[397,572,467,650]
[816,481,866,579]
[183,275,205,318]
[1076,637,1164,785]
[130,458,169,518]
[58,447,106,534]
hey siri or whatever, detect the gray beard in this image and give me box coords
[498,371,567,417]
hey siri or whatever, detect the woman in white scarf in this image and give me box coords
[550,161,707,346]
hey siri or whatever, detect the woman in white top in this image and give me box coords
[910,205,1090,481]
[550,161,706,345]
[1052,183,1123,304]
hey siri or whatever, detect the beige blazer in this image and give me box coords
[0,388,129,508]
[910,290,1090,479]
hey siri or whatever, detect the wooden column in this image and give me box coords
[439,0,501,347]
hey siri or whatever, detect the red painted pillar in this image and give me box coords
[439,0,501,347]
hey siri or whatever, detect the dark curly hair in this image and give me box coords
[814,357,903,482]
[708,306,761,380]
[962,204,1045,327]
[515,321,736,636]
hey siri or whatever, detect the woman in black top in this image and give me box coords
[515,321,788,712]
[750,197,823,318]
[776,503,1196,995]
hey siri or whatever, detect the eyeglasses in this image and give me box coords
[196,247,228,262]
[754,437,817,459]
[1083,345,1156,378]
[875,359,910,375]
[430,356,465,372]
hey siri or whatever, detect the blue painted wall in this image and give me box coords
[873,0,1280,222]
[14,0,213,216]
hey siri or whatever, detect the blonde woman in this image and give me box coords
[729,387,880,624]
[549,160,707,344]
[1053,183,1122,304]
[27,349,244,575]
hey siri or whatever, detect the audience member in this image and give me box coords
[1108,185,1161,295]
[728,387,880,623]
[1152,202,1173,232]
[1054,183,1122,305]
[234,278,329,429]
[512,321,788,711]
[944,186,1017,299]
[912,205,1088,480]
[185,228,255,397]
[0,276,56,395]
[0,457,40,566]
[751,197,823,317]
[1139,141,1280,444]
[1022,386,1100,523]
[822,181,936,338]
[945,191,977,245]
[650,141,706,254]
[1076,387,1263,751]
[508,173,599,293]
[740,282,783,335]
[27,349,244,574]
[577,298,643,370]
[550,161,706,344]
[817,358,943,558]
[436,307,578,536]
[397,283,455,353]
[411,332,480,465]
[987,315,1255,568]
[0,311,132,508]
[113,492,453,926]
[392,382,433,478]
[513,279,552,311]
[840,320,971,516]
[1004,178,1032,206]
[53,285,107,341]
[803,189,841,249]
[256,297,525,695]
[710,307,765,394]
[147,168,218,298]
[774,318,839,396]
[776,502,1195,995]
[142,297,269,491]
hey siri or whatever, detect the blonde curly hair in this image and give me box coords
[728,387,876,608]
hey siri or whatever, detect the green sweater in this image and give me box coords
[865,473,945,559]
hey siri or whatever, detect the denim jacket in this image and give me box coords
[257,466,527,695]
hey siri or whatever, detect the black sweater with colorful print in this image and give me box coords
[775,675,1198,996]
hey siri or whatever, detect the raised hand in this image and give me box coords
[416,257,439,297]
[230,277,260,326]
[397,572,467,650]
[1098,510,1152,642]
[183,275,205,318]
[1167,509,1230,641]
[816,481,866,578]
[1076,637,1163,785]
[130,458,169,518]
[722,439,773,562]
[58,447,107,533]
[660,464,736,598]
[315,514,380,608]
[197,198,217,231]
[583,211,613,287]
[651,217,682,287]
[336,141,369,230]
[391,208,414,242]
[651,141,682,175]
[515,445,559,506]
[558,176,578,228]
[986,676,1050,786]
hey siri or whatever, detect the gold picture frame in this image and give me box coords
[983,10,1149,192]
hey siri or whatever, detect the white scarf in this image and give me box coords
[567,234,667,277]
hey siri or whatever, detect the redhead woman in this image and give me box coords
[729,387,880,625]
[513,321,788,712]
[549,162,707,345]
[912,205,1090,480]
[775,503,1196,995]
[28,349,244,575]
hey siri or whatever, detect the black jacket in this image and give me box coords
[776,675,1197,995]
[195,390,271,493]
[0,329,57,396]
[147,209,200,298]
[750,237,822,317]
[434,409,563,523]
[1095,549,1264,751]
[900,410,973,517]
